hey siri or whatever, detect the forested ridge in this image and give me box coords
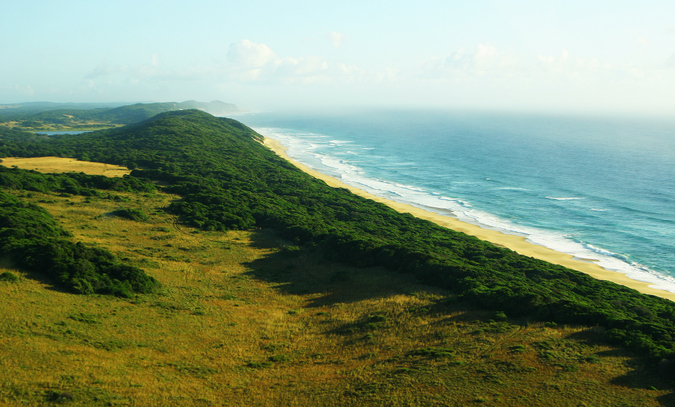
[0,100,241,130]
[2,110,675,364]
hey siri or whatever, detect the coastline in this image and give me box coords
[263,136,675,302]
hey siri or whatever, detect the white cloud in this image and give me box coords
[273,56,330,84]
[337,63,360,75]
[81,40,369,90]
[224,39,368,85]
[225,40,278,82]
[5,84,34,96]
[666,53,675,68]
[538,50,570,73]
[474,43,518,72]
[636,36,651,46]
[417,44,518,81]
[537,50,618,79]
[85,59,128,79]
[327,31,346,48]
[375,67,398,83]
[227,39,278,68]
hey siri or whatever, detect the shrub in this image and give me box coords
[112,208,149,222]
[0,192,159,296]
[0,271,19,282]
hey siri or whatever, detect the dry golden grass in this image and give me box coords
[0,157,131,177]
[0,188,673,406]
[0,121,22,129]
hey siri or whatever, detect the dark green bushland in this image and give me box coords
[112,208,149,222]
[2,110,675,360]
[0,100,240,129]
[0,271,19,282]
[0,165,156,196]
[0,191,159,297]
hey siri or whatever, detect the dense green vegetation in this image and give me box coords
[2,109,675,365]
[0,164,156,195]
[0,168,160,297]
[0,100,241,131]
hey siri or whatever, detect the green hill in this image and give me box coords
[0,100,242,131]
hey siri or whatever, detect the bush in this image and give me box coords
[112,208,149,222]
[0,191,159,296]
[0,271,19,282]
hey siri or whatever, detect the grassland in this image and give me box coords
[0,157,131,177]
[1,162,674,405]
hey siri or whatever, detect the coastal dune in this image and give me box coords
[264,137,675,302]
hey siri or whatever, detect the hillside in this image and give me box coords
[0,100,242,131]
[1,110,675,404]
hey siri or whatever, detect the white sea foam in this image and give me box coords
[254,126,675,294]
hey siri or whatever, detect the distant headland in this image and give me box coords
[0,100,243,132]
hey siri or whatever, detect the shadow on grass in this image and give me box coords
[243,231,442,308]
[0,255,73,295]
[561,326,675,401]
[242,230,675,400]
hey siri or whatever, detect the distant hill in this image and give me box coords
[97,100,243,124]
[0,100,243,130]
[0,102,126,115]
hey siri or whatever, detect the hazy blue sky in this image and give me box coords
[3,0,675,115]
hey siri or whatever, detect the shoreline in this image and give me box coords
[263,136,675,302]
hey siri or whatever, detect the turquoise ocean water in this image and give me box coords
[242,109,675,293]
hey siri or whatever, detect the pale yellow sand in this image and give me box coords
[0,156,131,177]
[264,137,675,302]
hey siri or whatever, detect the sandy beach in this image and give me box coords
[263,137,675,302]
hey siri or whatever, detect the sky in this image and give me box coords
[2,0,675,115]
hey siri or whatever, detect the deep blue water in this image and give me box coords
[241,109,675,293]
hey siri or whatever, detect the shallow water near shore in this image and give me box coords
[242,109,675,293]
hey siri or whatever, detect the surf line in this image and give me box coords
[262,135,675,302]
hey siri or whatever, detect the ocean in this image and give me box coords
[241,109,675,293]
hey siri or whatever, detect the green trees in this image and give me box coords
[111,208,149,222]
[0,188,159,297]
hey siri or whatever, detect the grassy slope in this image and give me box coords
[0,186,672,406]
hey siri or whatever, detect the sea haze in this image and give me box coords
[242,109,675,293]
